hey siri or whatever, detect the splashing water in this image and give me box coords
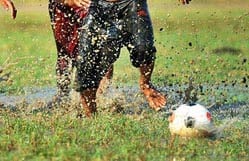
[0,83,248,116]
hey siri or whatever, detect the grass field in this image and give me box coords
[0,0,249,160]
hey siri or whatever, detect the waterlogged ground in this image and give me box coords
[0,83,248,120]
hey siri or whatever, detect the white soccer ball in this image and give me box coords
[168,103,216,137]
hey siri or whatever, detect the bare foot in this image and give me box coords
[141,84,167,111]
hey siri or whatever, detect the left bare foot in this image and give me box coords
[141,84,167,111]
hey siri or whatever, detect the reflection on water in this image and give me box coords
[0,87,56,106]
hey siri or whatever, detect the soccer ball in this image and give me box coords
[168,103,216,137]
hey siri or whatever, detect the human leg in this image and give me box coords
[79,87,98,117]
[49,1,88,103]
[139,63,166,111]
[77,66,114,118]
[126,0,166,110]
[76,3,121,116]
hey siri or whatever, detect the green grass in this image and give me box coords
[1,0,249,92]
[0,112,248,161]
[0,0,249,160]
[0,8,55,93]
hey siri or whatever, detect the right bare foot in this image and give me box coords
[141,84,167,111]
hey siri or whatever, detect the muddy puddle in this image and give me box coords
[0,84,248,120]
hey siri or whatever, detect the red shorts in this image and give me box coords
[49,1,87,57]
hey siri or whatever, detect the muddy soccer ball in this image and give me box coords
[168,103,215,137]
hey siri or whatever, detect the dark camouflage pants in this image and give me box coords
[76,0,156,92]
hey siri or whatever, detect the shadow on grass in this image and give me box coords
[212,46,242,55]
